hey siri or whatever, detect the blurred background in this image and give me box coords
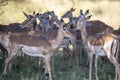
[0,0,120,29]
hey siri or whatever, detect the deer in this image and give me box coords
[76,9,120,80]
[20,12,76,65]
[62,8,84,66]
[86,20,114,35]
[0,11,41,73]
[1,19,75,80]
[47,11,59,29]
[62,8,76,20]
[35,12,53,33]
[0,21,26,62]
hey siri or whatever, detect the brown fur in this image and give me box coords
[10,34,50,47]
[76,20,114,40]
[89,33,118,46]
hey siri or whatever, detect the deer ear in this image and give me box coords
[33,11,35,15]
[85,9,89,16]
[71,8,76,11]
[80,9,83,15]
[85,15,92,20]
[23,12,29,18]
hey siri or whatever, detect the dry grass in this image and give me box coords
[0,0,120,29]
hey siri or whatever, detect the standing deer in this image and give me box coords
[62,8,82,66]
[76,10,120,80]
[1,20,75,80]
[20,12,75,66]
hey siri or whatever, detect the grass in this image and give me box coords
[0,50,116,80]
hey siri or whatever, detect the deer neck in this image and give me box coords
[49,28,64,50]
[80,20,89,44]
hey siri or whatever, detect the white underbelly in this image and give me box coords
[94,51,106,56]
[21,45,45,58]
[92,46,106,56]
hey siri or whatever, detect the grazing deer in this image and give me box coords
[1,20,75,80]
[76,10,120,80]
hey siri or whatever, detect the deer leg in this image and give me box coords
[79,44,83,65]
[88,52,93,80]
[73,42,79,66]
[3,53,16,77]
[66,46,73,68]
[95,55,99,80]
[63,48,68,60]
[105,52,120,80]
[44,56,52,80]
[118,68,120,80]
[115,67,118,80]
[51,56,54,74]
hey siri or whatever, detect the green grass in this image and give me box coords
[0,50,115,80]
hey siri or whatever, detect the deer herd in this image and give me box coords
[0,8,120,80]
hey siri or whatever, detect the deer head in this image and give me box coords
[76,9,92,30]
[20,11,37,30]
[62,8,76,19]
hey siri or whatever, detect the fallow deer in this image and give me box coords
[76,10,120,80]
[1,20,75,80]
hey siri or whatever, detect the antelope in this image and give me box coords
[20,12,75,64]
[35,12,53,33]
[0,21,29,62]
[62,8,83,66]
[86,20,114,35]
[76,10,120,80]
[1,19,75,80]
[62,8,76,20]
[20,11,38,31]
[47,11,59,29]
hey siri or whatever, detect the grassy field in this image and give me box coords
[0,0,120,29]
[0,49,115,80]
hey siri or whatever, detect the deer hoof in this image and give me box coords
[70,65,72,69]
[45,73,49,79]
[2,73,6,78]
[63,57,68,61]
